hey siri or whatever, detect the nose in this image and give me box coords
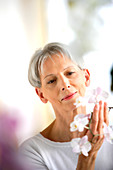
[60,75,71,91]
[62,85,70,91]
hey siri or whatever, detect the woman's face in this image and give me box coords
[38,54,90,111]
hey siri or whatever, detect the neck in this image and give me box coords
[44,106,87,142]
[54,105,87,126]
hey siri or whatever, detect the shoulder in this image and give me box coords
[19,133,46,164]
[20,133,43,152]
[19,133,49,169]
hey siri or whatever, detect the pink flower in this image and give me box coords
[88,87,109,104]
[70,114,90,132]
[71,135,91,156]
[103,122,113,144]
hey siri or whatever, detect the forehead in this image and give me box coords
[40,54,78,76]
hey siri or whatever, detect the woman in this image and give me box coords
[20,42,109,170]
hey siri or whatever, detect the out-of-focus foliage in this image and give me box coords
[67,0,113,57]
[68,0,112,8]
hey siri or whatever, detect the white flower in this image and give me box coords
[73,96,88,108]
[103,122,113,144]
[88,87,109,104]
[71,135,91,156]
[70,114,90,132]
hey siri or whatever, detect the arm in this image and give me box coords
[76,101,108,170]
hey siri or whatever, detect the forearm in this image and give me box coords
[76,152,97,170]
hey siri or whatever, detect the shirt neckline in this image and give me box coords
[37,133,72,147]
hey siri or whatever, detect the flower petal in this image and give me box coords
[81,147,88,156]
[96,87,102,95]
[80,135,88,145]
[84,142,92,152]
[70,126,77,132]
[78,125,84,132]
[71,138,81,148]
[73,145,81,153]
[88,96,96,103]
[81,141,91,156]
[103,123,113,144]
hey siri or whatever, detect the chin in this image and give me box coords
[63,102,76,112]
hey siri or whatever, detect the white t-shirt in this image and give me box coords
[20,133,78,170]
[20,133,113,170]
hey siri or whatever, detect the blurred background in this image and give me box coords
[0,0,113,144]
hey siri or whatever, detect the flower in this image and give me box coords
[70,87,113,157]
[71,135,92,156]
[103,122,113,144]
[73,96,88,108]
[70,114,90,132]
[88,87,109,104]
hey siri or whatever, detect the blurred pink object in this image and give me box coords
[103,122,113,144]
[88,87,109,103]
[0,108,30,170]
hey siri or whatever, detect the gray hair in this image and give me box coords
[28,42,73,88]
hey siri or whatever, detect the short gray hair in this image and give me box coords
[28,42,73,88]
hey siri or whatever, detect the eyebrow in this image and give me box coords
[43,66,76,80]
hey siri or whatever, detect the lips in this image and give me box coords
[61,92,77,101]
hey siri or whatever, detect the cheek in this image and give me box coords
[80,85,86,96]
[72,76,86,96]
[43,89,58,102]
[79,77,86,96]
[72,75,85,86]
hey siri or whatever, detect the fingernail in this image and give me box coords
[95,103,99,110]
[99,100,102,105]
[104,102,107,107]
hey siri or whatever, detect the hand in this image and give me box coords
[76,101,109,170]
[87,100,109,154]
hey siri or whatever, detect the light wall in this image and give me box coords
[0,0,53,143]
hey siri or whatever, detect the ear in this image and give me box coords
[35,88,48,104]
[84,69,90,87]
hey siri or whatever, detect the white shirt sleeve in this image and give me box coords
[19,139,49,170]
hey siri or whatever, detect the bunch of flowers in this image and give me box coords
[70,87,113,156]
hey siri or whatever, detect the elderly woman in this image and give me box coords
[20,42,109,170]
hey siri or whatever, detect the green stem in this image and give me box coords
[89,112,95,137]
[84,126,90,129]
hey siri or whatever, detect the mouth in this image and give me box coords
[61,92,77,101]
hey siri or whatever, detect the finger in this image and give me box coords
[90,103,99,135]
[91,135,99,144]
[91,136,104,151]
[98,101,104,139]
[104,102,109,126]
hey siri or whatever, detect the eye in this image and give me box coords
[67,72,75,76]
[47,79,56,84]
